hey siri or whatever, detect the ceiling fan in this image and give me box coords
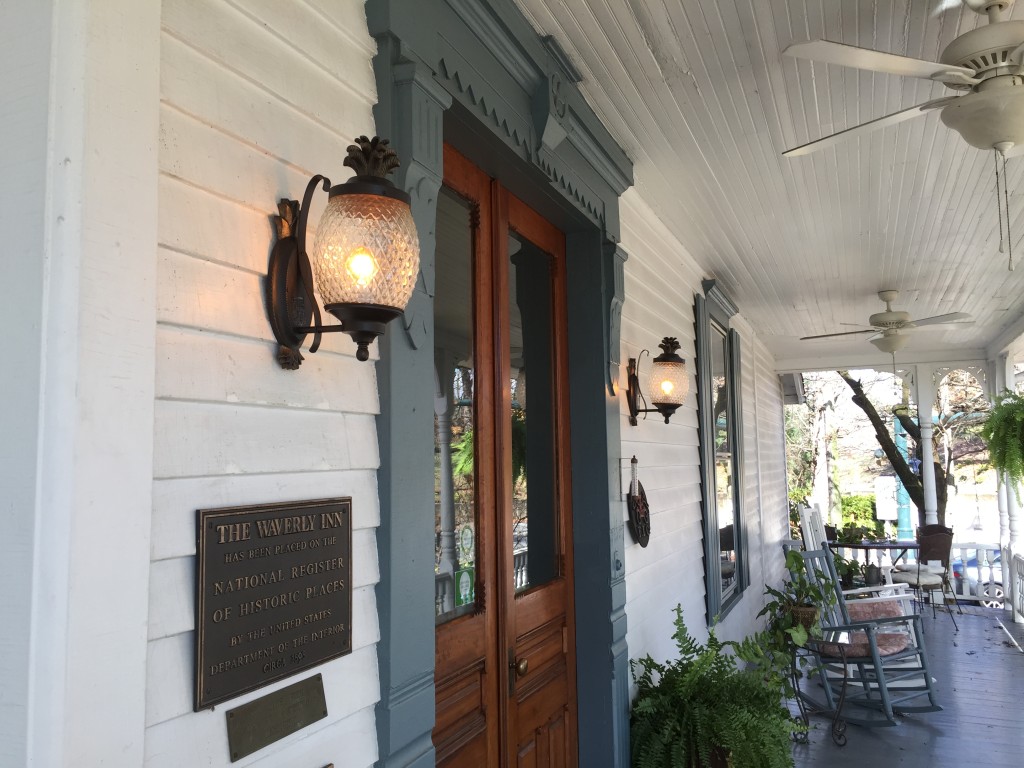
[783,0,1024,159]
[800,290,974,353]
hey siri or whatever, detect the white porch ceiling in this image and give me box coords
[514,0,1024,372]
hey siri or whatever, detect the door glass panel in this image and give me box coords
[508,233,559,593]
[435,187,477,622]
[711,321,736,602]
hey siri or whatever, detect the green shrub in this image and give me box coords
[839,494,882,538]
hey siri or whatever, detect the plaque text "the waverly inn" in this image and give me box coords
[194,498,353,710]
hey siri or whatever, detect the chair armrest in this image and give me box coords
[822,613,917,633]
[842,584,911,597]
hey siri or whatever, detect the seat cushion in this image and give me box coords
[893,562,945,574]
[891,570,942,587]
[816,631,909,659]
[846,599,903,622]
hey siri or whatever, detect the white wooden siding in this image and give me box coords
[619,188,789,664]
[149,2,380,765]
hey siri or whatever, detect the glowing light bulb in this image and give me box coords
[660,380,674,397]
[346,247,378,287]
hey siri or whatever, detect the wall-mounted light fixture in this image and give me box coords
[266,136,419,369]
[626,337,689,425]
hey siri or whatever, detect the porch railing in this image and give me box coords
[831,542,1003,606]
[435,548,530,617]
[1013,553,1024,622]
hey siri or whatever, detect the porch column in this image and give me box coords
[434,351,458,614]
[914,365,939,526]
[999,355,1024,622]
[998,477,1009,552]
[994,356,1011,554]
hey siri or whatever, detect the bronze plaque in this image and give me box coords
[195,498,352,710]
[225,673,328,762]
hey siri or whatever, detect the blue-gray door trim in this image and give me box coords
[366,2,633,765]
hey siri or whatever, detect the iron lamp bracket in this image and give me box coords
[626,353,681,425]
[266,178,349,369]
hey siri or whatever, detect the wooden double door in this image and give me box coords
[432,145,577,768]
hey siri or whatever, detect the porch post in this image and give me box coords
[999,355,1024,622]
[915,364,939,526]
[435,350,459,614]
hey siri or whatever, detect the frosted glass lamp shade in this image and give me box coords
[312,192,419,311]
[649,359,689,406]
[869,332,909,354]
[264,136,422,367]
[626,336,688,425]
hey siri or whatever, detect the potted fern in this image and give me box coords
[981,390,1024,497]
[630,607,800,768]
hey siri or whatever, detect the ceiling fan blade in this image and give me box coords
[800,329,876,341]
[911,312,973,326]
[783,40,977,83]
[783,96,958,157]
[839,322,875,328]
[933,0,962,16]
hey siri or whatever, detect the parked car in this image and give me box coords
[951,550,1004,609]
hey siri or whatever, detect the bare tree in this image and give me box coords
[837,371,937,527]
[837,369,989,529]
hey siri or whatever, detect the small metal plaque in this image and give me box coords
[225,674,328,762]
[195,498,352,710]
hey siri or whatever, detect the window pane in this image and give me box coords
[435,187,477,622]
[711,322,737,602]
[509,234,558,593]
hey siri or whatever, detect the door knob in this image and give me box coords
[513,657,529,677]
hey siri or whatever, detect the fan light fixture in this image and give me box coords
[782,1,1024,269]
[869,330,911,355]
[266,136,419,369]
[627,337,690,425]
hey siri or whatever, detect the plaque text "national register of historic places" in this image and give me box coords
[194,498,352,710]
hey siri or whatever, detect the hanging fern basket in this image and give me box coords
[981,391,1024,498]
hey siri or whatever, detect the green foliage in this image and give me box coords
[839,494,874,525]
[757,550,837,650]
[981,390,1024,498]
[451,409,528,485]
[630,607,801,768]
[835,523,880,544]
[831,554,861,586]
[784,406,815,508]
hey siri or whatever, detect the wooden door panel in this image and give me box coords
[435,148,576,768]
[434,146,499,768]
[505,191,577,768]
[517,740,538,768]
[434,656,487,751]
[437,730,489,768]
[516,708,568,768]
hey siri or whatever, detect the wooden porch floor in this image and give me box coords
[791,605,1024,768]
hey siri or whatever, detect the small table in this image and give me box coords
[829,539,919,567]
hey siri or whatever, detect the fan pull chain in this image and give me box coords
[995,150,1006,255]
[1003,152,1013,272]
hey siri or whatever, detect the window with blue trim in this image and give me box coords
[695,281,745,620]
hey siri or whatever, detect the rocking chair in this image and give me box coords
[795,548,942,729]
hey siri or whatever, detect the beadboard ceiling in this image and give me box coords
[514,0,1024,372]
